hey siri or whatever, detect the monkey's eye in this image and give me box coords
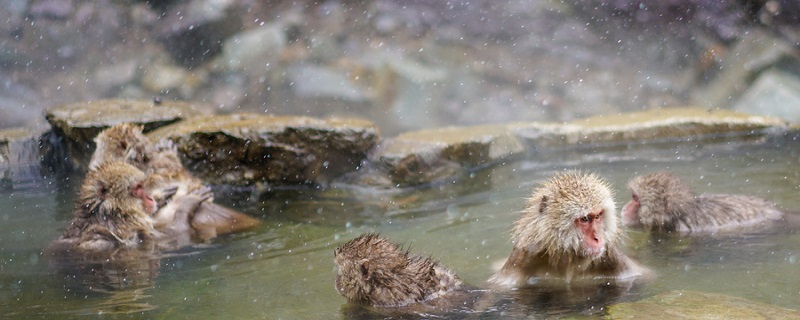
[631,194,639,202]
[579,216,590,223]
[596,210,604,217]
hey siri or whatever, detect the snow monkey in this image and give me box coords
[490,171,647,288]
[621,172,784,234]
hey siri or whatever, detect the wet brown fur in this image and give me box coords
[333,233,464,307]
[489,171,645,288]
[50,161,157,253]
[623,172,784,233]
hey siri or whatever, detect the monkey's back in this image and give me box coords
[676,194,783,233]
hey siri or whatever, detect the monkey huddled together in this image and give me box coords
[333,170,788,315]
[47,123,260,291]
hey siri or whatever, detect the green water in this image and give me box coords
[2,139,800,319]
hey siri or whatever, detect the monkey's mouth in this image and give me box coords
[584,247,605,258]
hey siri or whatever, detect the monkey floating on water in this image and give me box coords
[489,171,648,288]
[621,172,785,234]
[333,233,473,308]
[46,161,208,291]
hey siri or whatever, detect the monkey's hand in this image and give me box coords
[151,185,179,209]
[190,186,213,204]
[173,186,213,221]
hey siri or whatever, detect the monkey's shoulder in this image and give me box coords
[682,193,784,232]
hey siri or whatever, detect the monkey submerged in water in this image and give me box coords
[621,172,784,234]
[489,171,647,288]
[47,161,157,290]
[333,172,649,315]
[333,233,474,309]
[89,123,260,243]
[50,161,160,253]
[47,161,212,290]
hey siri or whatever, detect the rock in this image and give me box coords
[146,113,380,186]
[508,122,581,148]
[44,99,201,171]
[156,0,242,68]
[370,124,524,187]
[384,52,447,84]
[91,58,140,95]
[691,29,794,109]
[28,0,74,19]
[567,107,788,146]
[0,127,47,191]
[288,64,369,101]
[606,290,800,319]
[732,70,800,123]
[221,23,286,71]
[140,62,194,94]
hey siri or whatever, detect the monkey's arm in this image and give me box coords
[191,202,261,241]
[155,186,213,249]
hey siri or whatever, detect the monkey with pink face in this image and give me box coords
[489,171,647,287]
[621,172,785,234]
[89,123,260,244]
[46,160,212,290]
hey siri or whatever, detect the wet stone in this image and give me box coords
[0,127,47,191]
[606,290,800,319]
[567,107,789,146]
[733,70,800,123]
[371,124,524,187]
[44,99,200,171]
[691,29,794,110]
[508,122,581,149]
[147,113,380,186]
[156,0,242,68]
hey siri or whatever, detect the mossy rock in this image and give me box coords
[148,113,380,186]
[44,99,200,171]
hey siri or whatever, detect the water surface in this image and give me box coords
[2,139,800,319]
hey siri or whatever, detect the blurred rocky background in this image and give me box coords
[1,0,799,135]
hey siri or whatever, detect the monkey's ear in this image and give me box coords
[96,183,109,200]
[359,259,371,280]
[538,195,548,214]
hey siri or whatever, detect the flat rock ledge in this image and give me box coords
[11,103,792,188]
[147,113,380,186]
[369,107,787,186]
[567,107,788,145]
[368,124,525,187]
[44,99,201,171]
[605,290,800,319]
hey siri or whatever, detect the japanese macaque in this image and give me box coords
[333,233,480,312]
[489,171,646,288]
[89,123,259,242]
[621,172,784,234]
[46,161,160,291]
[50,161,158,253]
[47,161,212,291]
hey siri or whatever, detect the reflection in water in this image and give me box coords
[93,289,157,315]
[47,247,159,293]
[337,279,643,319]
